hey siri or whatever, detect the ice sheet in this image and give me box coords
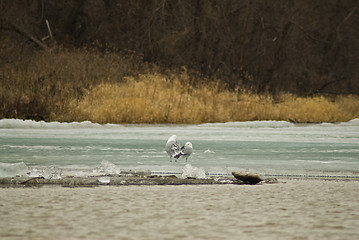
[1,119,358,178]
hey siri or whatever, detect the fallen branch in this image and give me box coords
[8,20,48,49]
[20,176,45,184]
[45,19,54,41]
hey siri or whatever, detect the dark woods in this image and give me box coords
[1,0,359,95]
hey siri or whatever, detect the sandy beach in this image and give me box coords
[1,178,358,240]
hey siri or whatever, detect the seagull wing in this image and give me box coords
[174,143,193,159]
[165,135,181,156]
[171,142,181,153]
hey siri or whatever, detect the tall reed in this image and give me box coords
[71,74,359,124]
[0,44,151,120]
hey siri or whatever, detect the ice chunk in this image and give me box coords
[27,168,42,178]
[27,166,62,179]
[98,177,111,184]
[42,166,62,179]
[93,160,121,175]
[181,164,206,179]
[0,162,28,177]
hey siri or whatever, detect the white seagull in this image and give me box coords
[165,135,181,162]
[174,142,193,162]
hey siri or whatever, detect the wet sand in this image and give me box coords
[1,178,358,240]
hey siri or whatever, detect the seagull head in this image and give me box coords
[184,142,192,148]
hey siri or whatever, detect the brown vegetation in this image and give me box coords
[0,43,153,121]
[1,45,358,123]
[73,75,359,124]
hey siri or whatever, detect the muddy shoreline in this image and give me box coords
[0,176,242,187]
[0,172,279,187]
[2,172,357,188]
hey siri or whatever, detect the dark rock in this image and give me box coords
[232,171,263,184]
[147,175,158,178]
[164,175,178,179]
[186,177,197,179]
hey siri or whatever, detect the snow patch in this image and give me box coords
[0,119,122,129]
[199,120,294,128]
[344,118,359,126]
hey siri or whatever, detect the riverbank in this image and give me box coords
[2,173,359,188]
[0,173,276,187]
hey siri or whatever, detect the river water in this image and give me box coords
[1,119,359,239]
[0,119,358,178]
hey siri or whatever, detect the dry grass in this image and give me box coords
[1,44,358,124]
[0,43,151,121]
[72,74,359,124]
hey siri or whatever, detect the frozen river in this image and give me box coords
[0,119,359,178]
